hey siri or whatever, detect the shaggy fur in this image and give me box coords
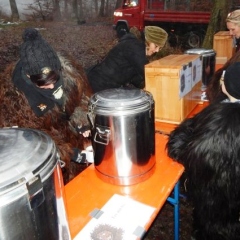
[167,103,240,240]
[0,53,93,183]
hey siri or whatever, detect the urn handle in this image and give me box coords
[94,126,111,145]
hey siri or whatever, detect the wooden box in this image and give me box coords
[213,31,235,60]
[145,54,202,124]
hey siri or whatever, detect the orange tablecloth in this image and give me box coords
[65,133,184,238]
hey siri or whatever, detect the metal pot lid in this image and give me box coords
[90,88,153,109]
[184,48,216,56]
[0,128,56,191]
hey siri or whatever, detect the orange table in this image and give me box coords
[65,133,184,239]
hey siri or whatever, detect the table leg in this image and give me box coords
[167,181,179,240]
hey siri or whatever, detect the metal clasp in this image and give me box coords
[26,175,44,210]
[94,126,111,145]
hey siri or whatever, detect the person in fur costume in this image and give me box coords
[167,103,240,240]
[166,63,240,239]
[0,28,92,183]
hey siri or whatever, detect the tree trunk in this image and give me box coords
[99,0,105,17]
[88,0,98,18]
[52,0,62,21]
[9,0,19,21]
[115,0,123,9]
[105,0,109,16]
[93,0,98,16]
[63,0,69,20]
[202,0,230,49]
[72,0,79,19]
[78,0,84,20]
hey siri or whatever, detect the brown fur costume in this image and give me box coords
[0,53,93,183]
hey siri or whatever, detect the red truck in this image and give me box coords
[113,0,213,48]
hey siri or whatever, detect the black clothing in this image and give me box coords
[236,38,240,52]
[12,60,64,117]
[167,103,240,240]
[87,33,148,93]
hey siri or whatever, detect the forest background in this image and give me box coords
[1,0,239,50]
[0,0,239,239]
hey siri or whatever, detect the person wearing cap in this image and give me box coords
[205,11,240,103]
[166,63,240,239]
[206,49,240,104]
[0,28,92,183]
[207,60,240,103]
[166,101,240,240]
[87,26,168,93]
[166,62,240,240]
[220,62,240,102]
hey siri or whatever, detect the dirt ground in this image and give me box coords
[144,187,193,240]
[0,19,193,239]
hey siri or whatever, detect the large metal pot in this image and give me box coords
[0,128,70,240]
[184,48,216,89]
[88,88,155,185]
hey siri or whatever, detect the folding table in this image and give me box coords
[65,133,184,240]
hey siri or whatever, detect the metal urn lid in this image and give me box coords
[184,48,216,57]
[0,128,57,193]
[89,88,154,114]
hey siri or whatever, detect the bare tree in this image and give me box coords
[23,0,54,21]
[9,0,19,21]
[78,0,84,20]
[202,0,230,48]
[99,0,105,17]
[93,0,98,16]
[115,0,123,9]
[105,0,109,16]
[72,0,79,19]
[62,0,70,20]
[52,0,61,20]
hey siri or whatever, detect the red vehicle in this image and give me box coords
[113,0,213,48]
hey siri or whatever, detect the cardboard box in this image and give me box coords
[145,54,202,124]
[213,31,235,60]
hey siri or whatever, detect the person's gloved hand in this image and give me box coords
[76,125,91,137]
[69,106,91,137]
[71,148,87,164]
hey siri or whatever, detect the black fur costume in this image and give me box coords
[167,103,240,240]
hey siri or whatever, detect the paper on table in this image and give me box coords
[73,194,156,240]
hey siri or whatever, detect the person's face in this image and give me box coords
[220,78,230,98]
[221,81,227,95]
[37,83,55,89]
[27,74,56,89]
[226,22,240,39]
[146,42,161,56]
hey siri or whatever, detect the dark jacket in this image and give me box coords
[236,38,240,52]
[87,33,148,93]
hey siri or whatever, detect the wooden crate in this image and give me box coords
[145,54,202,124]
[213,31,235,60]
